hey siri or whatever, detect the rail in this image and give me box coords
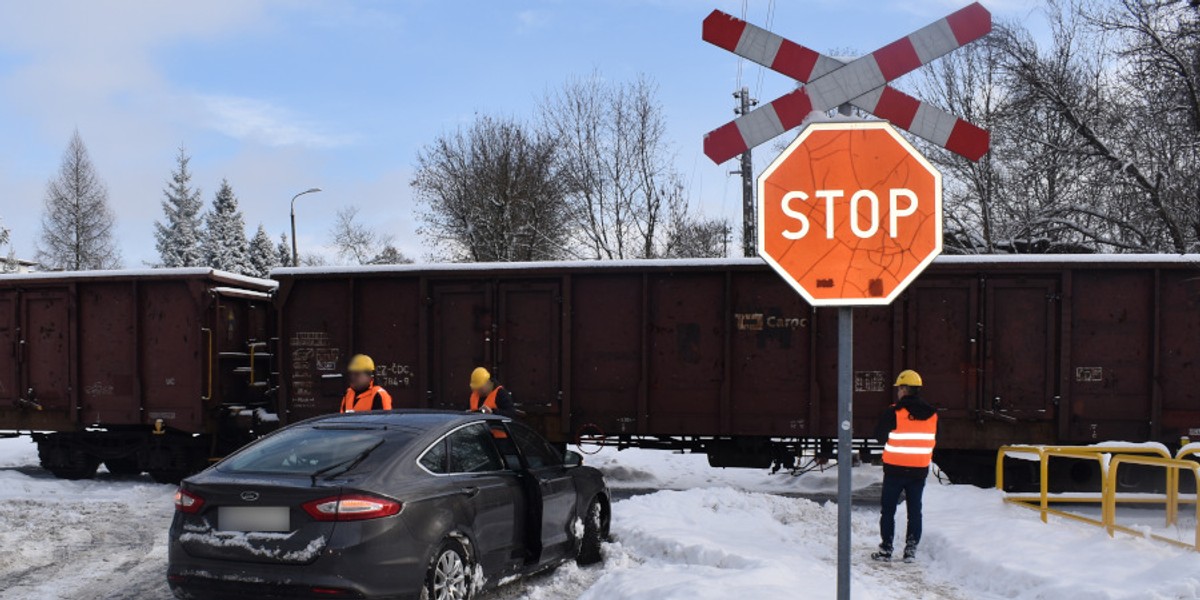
[996,444,1200,551]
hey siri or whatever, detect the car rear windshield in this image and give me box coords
[218,426,409,475]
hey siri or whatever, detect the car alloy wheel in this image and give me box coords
[432,545,469,600]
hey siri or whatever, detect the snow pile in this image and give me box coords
[924,484,1200,599]
[580,488,901,600]
[500,484,1200,600]
[0,436,38,468]
[585,446,882,494]
[0,467,176,598]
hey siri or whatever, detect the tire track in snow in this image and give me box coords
[0,491,175,599]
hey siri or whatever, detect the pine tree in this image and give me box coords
[248,224,280,278]
[201,180,252,275]
[36,131,121,270]
[277,233,294,267]
[153,147,204,267]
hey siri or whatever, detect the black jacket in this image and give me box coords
[875,394,938,477]
[492,386,518,418]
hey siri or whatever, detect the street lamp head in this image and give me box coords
[305,187,322,194]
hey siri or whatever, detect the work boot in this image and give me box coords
[871,545,892,562]
[902,543,917,563]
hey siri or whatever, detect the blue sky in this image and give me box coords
[0,0,1040,266]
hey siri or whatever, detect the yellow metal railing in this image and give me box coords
[1104,455,1200,550]
[996,444,1200,551]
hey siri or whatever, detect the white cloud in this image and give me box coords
[199,95,357,149]
[517,9,551,32]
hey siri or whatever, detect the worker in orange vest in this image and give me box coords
[872,369,938,563]
[339,354,393,413]
[468,367,516,418]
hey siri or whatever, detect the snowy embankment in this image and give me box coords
[3,437,1200,599]
[0,437,177,599]
[585,446,883,495]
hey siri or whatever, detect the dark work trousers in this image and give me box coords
[879,471,927,550]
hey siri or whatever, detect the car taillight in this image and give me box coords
[302,494,402,521]
[174,488,205,514]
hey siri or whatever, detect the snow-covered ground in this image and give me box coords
[586,446,884,495]
[0,436,176,599]
[3,436,1200,599]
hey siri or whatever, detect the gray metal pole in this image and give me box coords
[837,306,854,600]
[734,87,757,257]
[289,188,322,266]
[290,205,298,266]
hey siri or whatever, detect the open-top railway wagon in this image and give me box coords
[7,256,1198,486]
[0,269,277,482]
[274,255,1200,486]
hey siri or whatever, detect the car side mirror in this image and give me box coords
[563,450,583,468]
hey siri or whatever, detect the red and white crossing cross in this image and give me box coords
[702,3,992,165]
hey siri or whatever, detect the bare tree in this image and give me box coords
[919,27,1099,254]
[662,202,731,259]
[413,115,570,262]
[542,73,724,259]
[917,34,1011,253]
[542,73,690,259]
[993,0,1198,252]
[330,206,385,264]
[36,131,121,270]
[328,206,413,265]
[0,216,16,273]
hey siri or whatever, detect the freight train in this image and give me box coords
[3,255,1198,486]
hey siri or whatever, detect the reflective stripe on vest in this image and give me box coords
[882,407,938,468]
[470,386,503,411]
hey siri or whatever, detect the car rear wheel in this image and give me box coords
[422,539,473,600]
[576,498,605,566]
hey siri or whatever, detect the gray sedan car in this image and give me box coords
[167,410,610,600]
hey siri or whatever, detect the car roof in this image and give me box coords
[292,409,506,432]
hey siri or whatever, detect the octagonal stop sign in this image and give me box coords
[757,121,942,306]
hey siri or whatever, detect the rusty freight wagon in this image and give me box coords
[0,269,277,482]
[273,255,1200,485]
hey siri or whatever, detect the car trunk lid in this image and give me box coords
[177,479,341,565]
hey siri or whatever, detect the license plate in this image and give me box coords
[218,506,290,532]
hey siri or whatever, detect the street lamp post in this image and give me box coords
[290,188,322,265]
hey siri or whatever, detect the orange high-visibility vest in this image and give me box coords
[340,384,392,413]
[469,386,503,412]
[882,407,938,468]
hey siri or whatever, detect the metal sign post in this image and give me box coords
[837,307,853,600]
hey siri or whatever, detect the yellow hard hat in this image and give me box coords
[894,369,923,387]
[469,367,491,391]
[347,354,375,373]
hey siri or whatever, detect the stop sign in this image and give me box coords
[757,121,942,306]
